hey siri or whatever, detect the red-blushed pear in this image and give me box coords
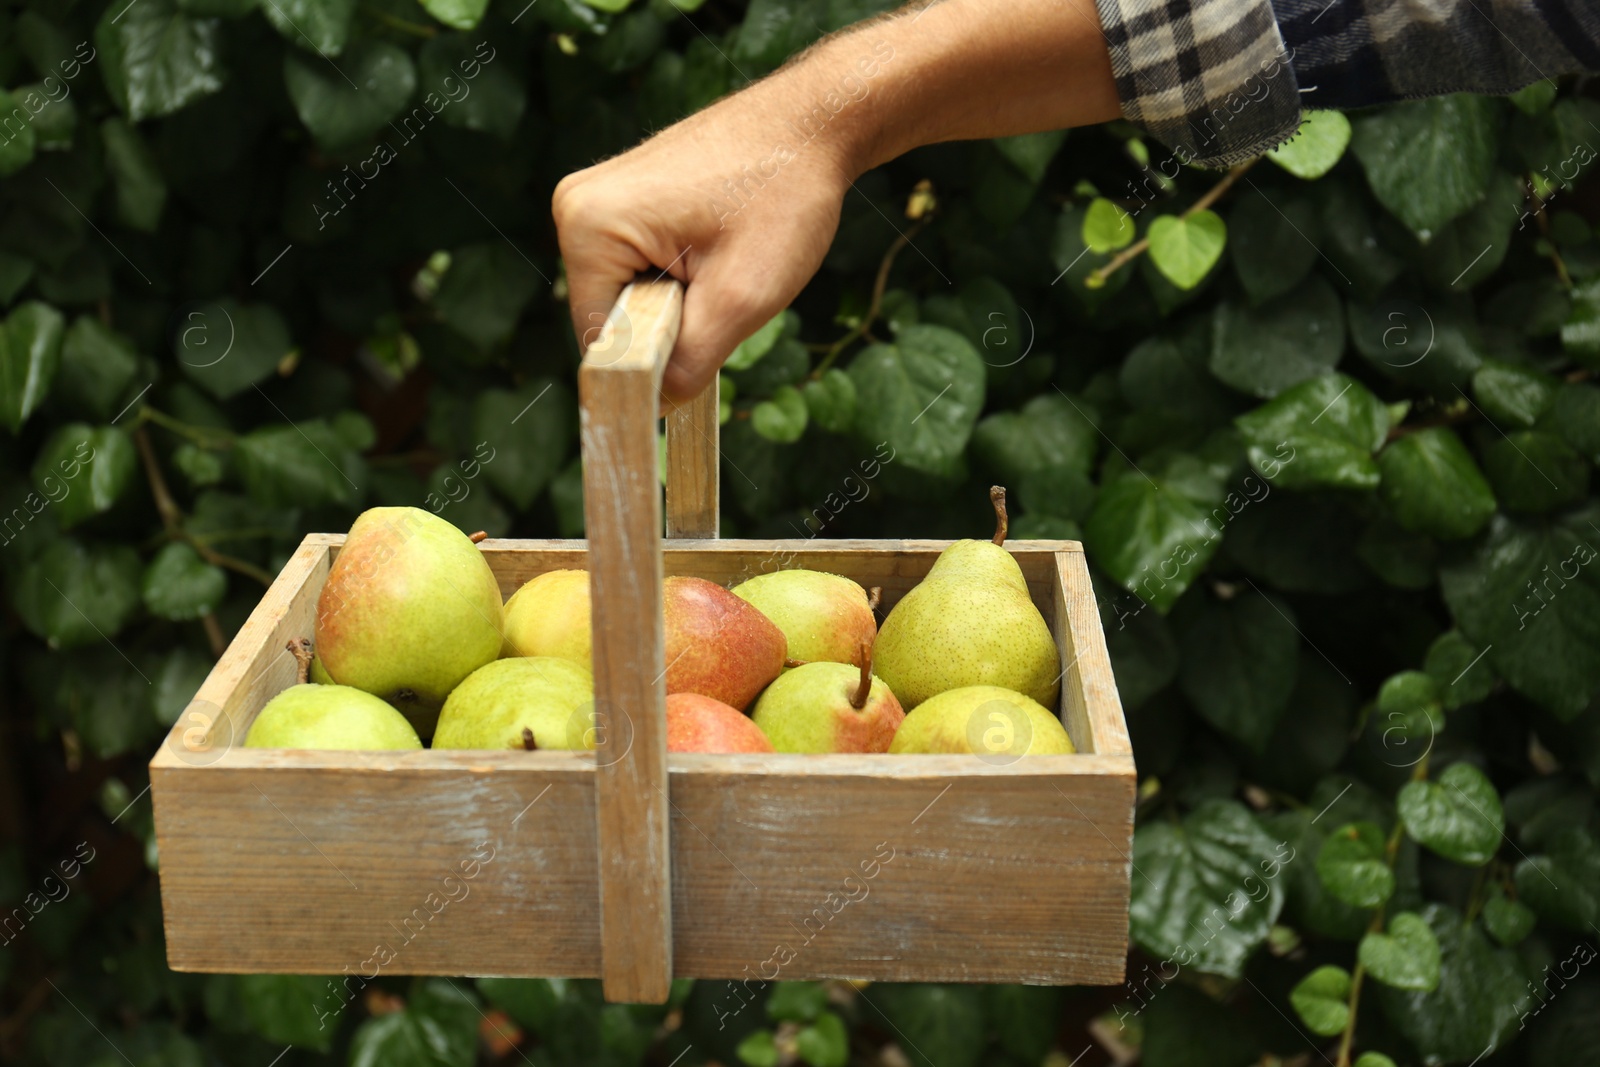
[751,643,905,753]
[666,693,775,754]
[663,576,787,710]
[887,685,1074,756]
[245,684,422,751]
[315,507,503,713]
[501,568,591,665]
[431,657,595,750]
[873,488,1060,710]
[730,570,878,670]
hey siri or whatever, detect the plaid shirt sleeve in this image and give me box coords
[1093,0,1600,169]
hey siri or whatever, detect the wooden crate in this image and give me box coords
[150,281,1135,1002]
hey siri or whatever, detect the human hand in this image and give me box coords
[552,79,856,406]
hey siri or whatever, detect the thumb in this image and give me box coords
[662,266,782,406]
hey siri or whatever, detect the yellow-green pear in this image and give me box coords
[501,568,591,665]
[431,657,596,750]
[315,507,503,710]
[888,685,1074,755]
[731,569,877,669]
[245,684,422,750]
[873,488,1059,710]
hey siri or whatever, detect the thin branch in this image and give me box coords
[1085,159,1257,288]
[812,215,931,378]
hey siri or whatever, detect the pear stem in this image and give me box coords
[521,727,537,751]
[866,586,882,615]
[990,486,1008,546]
[469,530,488,544]
[850,640,874,710]
[288,638,313,685]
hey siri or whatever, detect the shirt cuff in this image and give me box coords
[1094,0,1305,168]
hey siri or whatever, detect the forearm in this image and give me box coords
[721,0,1121,180]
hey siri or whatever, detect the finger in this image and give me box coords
[662,264,781,406]
[560,234,645,358]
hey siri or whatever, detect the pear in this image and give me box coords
[888,685,1074,756]
[751,644,905,753]
[663,576,786,710]
[730,570,877,669]
[667,693,774,754]
[873,488,1059,710]
[431,657,596,750]
[502,569,591,665]
[316,507,504,710]
[245,684,422,750]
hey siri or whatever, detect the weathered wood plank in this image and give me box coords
[579,278,681,1003]
[665,376,719,539]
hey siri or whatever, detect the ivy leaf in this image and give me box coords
[867,984,985,1067]
[30,424,138,529]
[176,299,292,400]
[1148,210,1226,290]
[1351,95,1499,238]
[1081,197,1134,253]
[1210,276,1345,398]
[983,985,1062,1062]
[434,243,545,352]
[418,32,523,139]
[1234,373,1387,490]
[1268,110,1353,180]
[97,0,227,121]
[1480,431,1589,515]
[1178,590,1300,752]
[1349,295,1485,391]
[1353,1055,1396,1067]
[1549,382,1600,461]
[737,1031,779,1067]
[1422,632,1494,710]
[12,540,143,649]
[766,982,827,1024]
[57,317,139,421]
[420,0,490,29]
[1372,904,1532,1064]
[1439,508,1600,719]
[1084,470,1221,613]
[726,311,788,371]
[233,420,364,509]
[971,393,1099,483]
[1398,762,1504,866]
[801,369,855,434]
[261,0,356,55]
[1472,359,1557,429]
[0,89,37,177]
[1480,886,1536,947]
[1514,826,1599,930]
[1316,821,1393,908]
[751,385,807,443]
[1128,799,1287,978]
[101,118,166,233]
[992,130,1065,183]
[1290,966,1351,1037]
[1052,203,1131,309]
[795,1011,848,1067]
[1359,912,1441,991]
[847,324,985,478]
[285,40,416,152]
[237,974,338,1051]
[1,301,65,433]
[1377,428,1496,540]
[1564,277,1600,365]
[474,379,575,510]
[1228,189,1320,303]
[142,543,226,621]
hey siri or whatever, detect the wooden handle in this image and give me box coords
[578,276,717,1003]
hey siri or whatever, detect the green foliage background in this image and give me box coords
[1,1,1599,1065]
